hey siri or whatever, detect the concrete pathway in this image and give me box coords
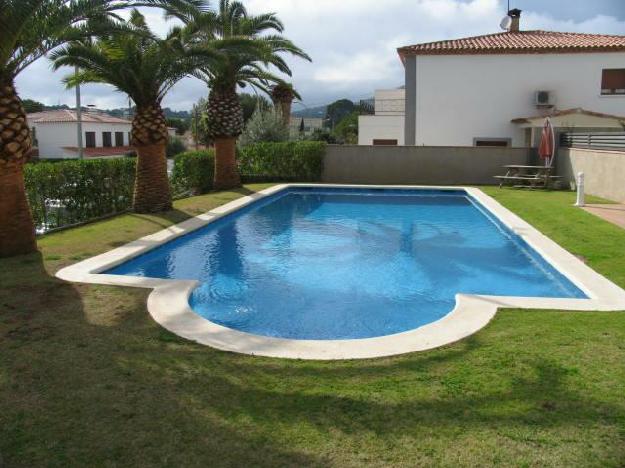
[583,204,625,230]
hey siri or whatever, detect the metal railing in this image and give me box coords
[359,99,375,115]
[560,132,625,150]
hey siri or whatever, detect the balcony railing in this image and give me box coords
[560,132,625,150]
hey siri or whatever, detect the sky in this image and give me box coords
[15,0,625,113]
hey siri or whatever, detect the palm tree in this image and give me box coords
[0,1,118,257]
[271,82,301,127]
[179,0,311,190]
[52,9,208,213]
[0,0,202,257]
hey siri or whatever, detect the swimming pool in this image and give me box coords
[106,187,584,340]
[57,184,625,359]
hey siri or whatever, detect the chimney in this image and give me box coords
[508,8,522,32]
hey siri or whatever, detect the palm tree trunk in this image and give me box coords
[0,81,37,257]
[0,162,37,257]
[133,143,172,213]
[213,137,241,190]
[278,100,292,127]
[131,104,172,213]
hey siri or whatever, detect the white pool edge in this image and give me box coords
[56,184,625,360]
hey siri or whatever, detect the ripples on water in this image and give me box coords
[107,188,586,340]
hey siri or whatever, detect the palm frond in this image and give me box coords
[178,2,312,98]
[0,0,205,82]
[51,10,202,108]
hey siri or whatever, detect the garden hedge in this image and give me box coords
[23,141,326,233]
[24,157,136,232]
[238,141,325,182]
[171,150,215,196]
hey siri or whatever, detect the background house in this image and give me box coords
[289,117,324,138]
[28,109,133,158]
[28,109,178,159]
[360,9,625,147]
[359,88,405,145]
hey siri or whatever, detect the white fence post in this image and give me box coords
[575,172,585,207]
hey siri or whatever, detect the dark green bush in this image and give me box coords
[171,150,215,196]
[238,141,325,181]
[24,157,136,232]
[167,136,187,158]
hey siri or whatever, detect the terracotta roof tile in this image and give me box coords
[27,109,131,124]
[398,30,625,57]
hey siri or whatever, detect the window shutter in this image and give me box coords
[601,69,625,93]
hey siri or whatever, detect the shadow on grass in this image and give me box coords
[2,250,624,465]
[0,251,83,344]
[126,186,264,228]
[128,335,622,438]
[0,251,326,467]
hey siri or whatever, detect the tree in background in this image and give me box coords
[190,97,209,148]
[166,118,191,135]
[325,99,355,129]
[333,111,358,144]
[167,136,187,158]
[305,128,337,144]
[191,93,270,148]
[271,82,300,127]
[21,99,45,114]
[52,9,206,213]
[239,93,270,123]
[238,108,289,147]
[178,0,311,190]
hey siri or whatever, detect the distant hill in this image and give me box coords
[102,107,191,120]
[292,105,327,118]
[36,103,191,120]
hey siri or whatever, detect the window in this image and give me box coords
[601,69,625,95]
[115,131,124,146]
[85,131,96,148]
[474,138,510,147]
[102,131,112,147]
[372,139,398,145]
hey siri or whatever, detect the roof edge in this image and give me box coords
[511,108,625,124]
[397,30,625,58]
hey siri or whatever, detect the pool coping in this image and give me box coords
[56,184,625,360]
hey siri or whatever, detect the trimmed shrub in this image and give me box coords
[24,157,136,232]
[238,141,325,182]
[171,149,215,196]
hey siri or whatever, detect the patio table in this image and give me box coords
[494,165,561,189]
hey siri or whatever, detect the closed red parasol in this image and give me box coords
[538,117,555,167]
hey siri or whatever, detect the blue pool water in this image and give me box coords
[106,188,586,340]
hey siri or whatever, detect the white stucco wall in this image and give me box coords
[29,121,132,158]
[31,123,78,159]
[374,89,405,115]
[358,115,405,145]
[409,52,625,146]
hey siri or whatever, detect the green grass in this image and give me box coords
[1,185,625,467]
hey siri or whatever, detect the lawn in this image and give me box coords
[1,185,624,467]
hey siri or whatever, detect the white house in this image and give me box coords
[359,9,625,147]
[27,109,179,159]
[358,88,405,145]
[289,117,324,138]
[28,109,133,158]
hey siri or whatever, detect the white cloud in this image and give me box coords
[14,0,625,111]
[314,36,409,84]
